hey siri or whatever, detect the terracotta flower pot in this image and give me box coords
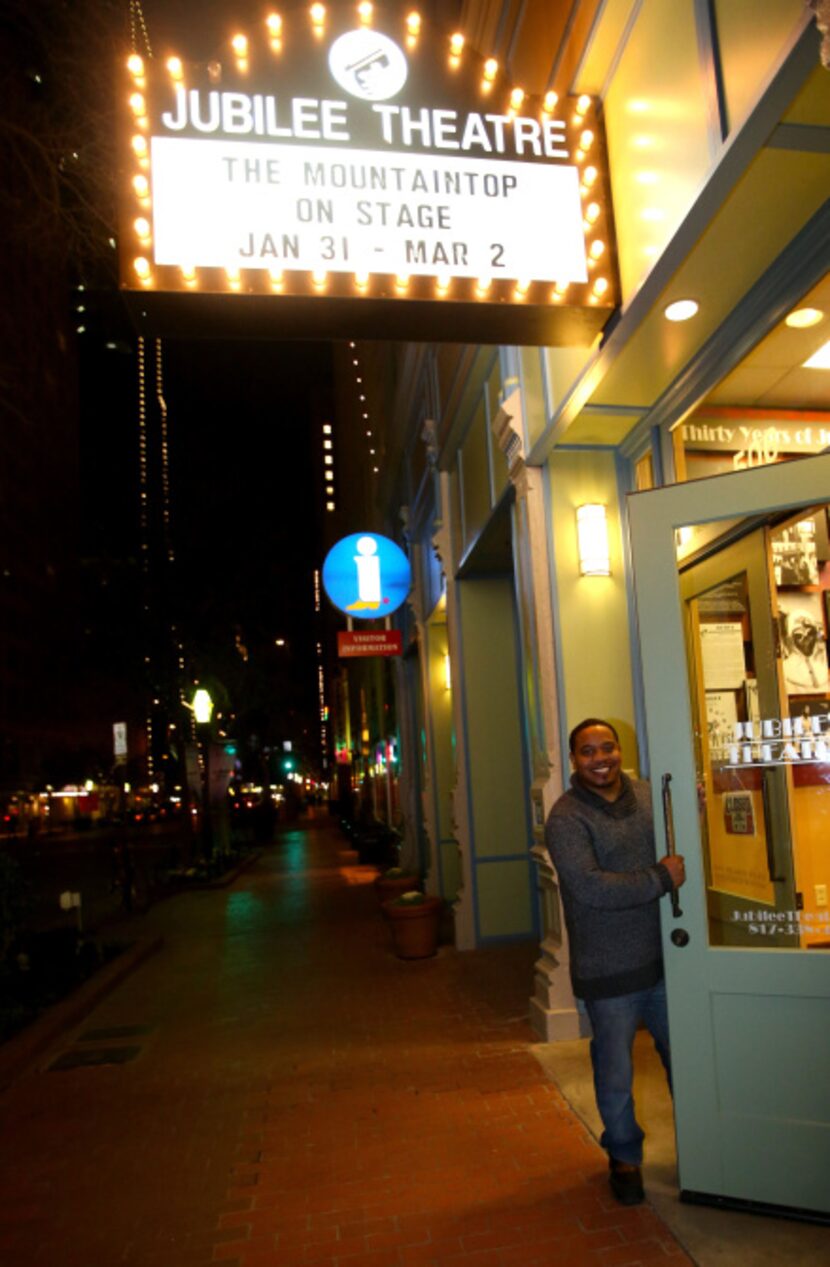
[382,894,443,959]
[374,873,421,905]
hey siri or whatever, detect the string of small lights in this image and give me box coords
[347,341,379,477]
[74,284,86,335]
[152,338,193,746]
[137,336,149,576]
[154,338,174,563]
[140,333,192,774]
[136,336,154,778]
[322,422,335,511]
[129,0,152,59]
[313,571,328,769]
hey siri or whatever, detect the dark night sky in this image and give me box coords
[161,336,332,646]
[78,311,333,757]
[120,0,336,635]
[120,4,338,664]
[136,0,458,62]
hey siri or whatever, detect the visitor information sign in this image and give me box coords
[322,533,411,618]
[337,630,404,657]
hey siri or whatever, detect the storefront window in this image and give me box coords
[680,503,830,950]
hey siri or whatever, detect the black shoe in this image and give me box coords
[608,1159,644,1206]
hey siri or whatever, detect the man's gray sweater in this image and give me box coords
[545,773,673,1000]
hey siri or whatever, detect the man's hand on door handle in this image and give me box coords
[659,854,686,889]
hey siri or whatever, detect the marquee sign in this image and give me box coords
[119,3,618,343]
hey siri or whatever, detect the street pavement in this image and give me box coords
[0,811,692,1267]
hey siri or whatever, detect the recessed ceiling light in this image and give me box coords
[786,307,824,329]
[664,299,699,322]
[803,339,830,370]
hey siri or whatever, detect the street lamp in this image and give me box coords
[192,687,214,725]
[192,687,214,860]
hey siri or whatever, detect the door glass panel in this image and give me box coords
[679,504,830,950]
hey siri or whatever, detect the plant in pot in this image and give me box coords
[382,890,443,960]
[373,865,421,905]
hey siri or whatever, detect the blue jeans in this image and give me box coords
[584,979,672,1166]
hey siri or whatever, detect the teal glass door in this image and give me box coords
[628,454,830,1218]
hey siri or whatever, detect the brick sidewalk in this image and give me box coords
[0,813,692,1267]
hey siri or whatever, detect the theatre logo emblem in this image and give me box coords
[328,29,408,101]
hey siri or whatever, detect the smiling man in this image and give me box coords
[545,718,685,1206]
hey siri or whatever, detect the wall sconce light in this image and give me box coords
[443,652,452,691]
[576,503,611,576]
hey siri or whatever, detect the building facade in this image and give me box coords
[334,0,829,1217]
[115,0,829,1216]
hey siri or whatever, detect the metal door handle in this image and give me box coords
[661,773,683,919]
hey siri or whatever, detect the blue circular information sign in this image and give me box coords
[322,533,411,619]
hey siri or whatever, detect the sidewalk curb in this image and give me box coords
[148,848,261,904]
[0,934,163,1093]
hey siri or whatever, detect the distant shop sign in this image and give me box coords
[322,532,411,618]
[118,4,618,344]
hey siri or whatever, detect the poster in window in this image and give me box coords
[706,690,738,755]
[724,792,755,835]
[789,695,830,728]
[777,591,829,695]
[699,621,746,689]
[771,519,819,586]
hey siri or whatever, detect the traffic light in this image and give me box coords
[281,756,295,774]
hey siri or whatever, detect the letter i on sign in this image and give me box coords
[355,536,381,603]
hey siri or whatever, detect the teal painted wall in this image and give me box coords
[459,576,533,938]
